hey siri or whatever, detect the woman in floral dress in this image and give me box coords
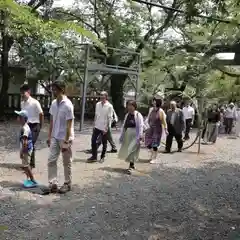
[145,98,168,164]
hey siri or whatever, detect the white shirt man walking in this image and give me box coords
[44,80,74,194]
[182,102,195,140]
[20,84,44,169]
[87,91,113,163]
[225,102,237,134]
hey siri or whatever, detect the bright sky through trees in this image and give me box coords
[53,0,234,60]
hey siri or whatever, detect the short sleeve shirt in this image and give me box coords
[20,123,33,152]
[183,106,195,120]
[49,96,75,140]
[94,101,113,131]
[21,96,43,124]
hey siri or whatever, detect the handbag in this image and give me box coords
[111,111,117,128]
[111,119,117,128]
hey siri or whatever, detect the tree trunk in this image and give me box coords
[110,74,126,119]
[105,53,127,118]
[0,11,10,119]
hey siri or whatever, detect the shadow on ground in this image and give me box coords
[0,180,48,194]
[0,163,23,171]
[0,121,97,152]
[1,161,240,239]
[0,122,49,151]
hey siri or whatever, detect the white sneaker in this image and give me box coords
[150,151,158,164]
[148,150,153,160]
[150,159,157,164]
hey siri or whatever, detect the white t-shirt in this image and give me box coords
[94,101,113,131]
[225,107,237,119]
[183,106,195,120]
[49,96,75,140]
[19,123,32,151]
[21,96,43,124]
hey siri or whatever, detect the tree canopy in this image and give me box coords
[1,0,240,116]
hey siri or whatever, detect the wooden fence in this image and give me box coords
[6,94,100,119]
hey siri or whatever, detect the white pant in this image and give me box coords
[48,138,72,184]
[235,121,240,137]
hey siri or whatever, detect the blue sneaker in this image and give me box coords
[23,179,38,188]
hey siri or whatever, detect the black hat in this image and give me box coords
[52,80,66,92]
[20,83,30,92]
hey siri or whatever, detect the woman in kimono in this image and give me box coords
[145,98,168,164]
[204,104,220,144]
[118,100,144,174]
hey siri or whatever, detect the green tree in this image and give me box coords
[54,0,184,116]
[0,0,101,116]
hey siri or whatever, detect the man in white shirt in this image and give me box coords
[20,84,44,169]
[182,102,195,140]
[86,107,118,153]
[225,102,237,134]
[88,91,113,163]
[44,80,74,194]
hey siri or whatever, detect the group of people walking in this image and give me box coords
[202,102,240,144]
[16,83,239,193]
[86,95,187,174]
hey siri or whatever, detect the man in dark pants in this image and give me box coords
[224,102,236,134]
[87,91,113,162]
[105,129,117,152]
[86,108,118,153]
[165,101,185,153]
[20,84,44,168]
[182,102,195,140]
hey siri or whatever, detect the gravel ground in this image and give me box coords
[0,122,240,240]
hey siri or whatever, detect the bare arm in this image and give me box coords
[138,113,144,137]
[106,105,113,132]
[22,137,28,152]
[192,108,195,123]
[39,113,44,127]
[159,109,167,129]
[65,119,73,142]
[48,116,53,140]
[94,103,98,124]
[36,101,44,127]
[21,127,30,153]
[65,104,74,142]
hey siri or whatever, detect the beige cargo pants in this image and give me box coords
[48,138,72,184]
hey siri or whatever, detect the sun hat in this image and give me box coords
[14,110,28,119]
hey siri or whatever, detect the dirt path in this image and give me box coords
[0,122,240,239]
